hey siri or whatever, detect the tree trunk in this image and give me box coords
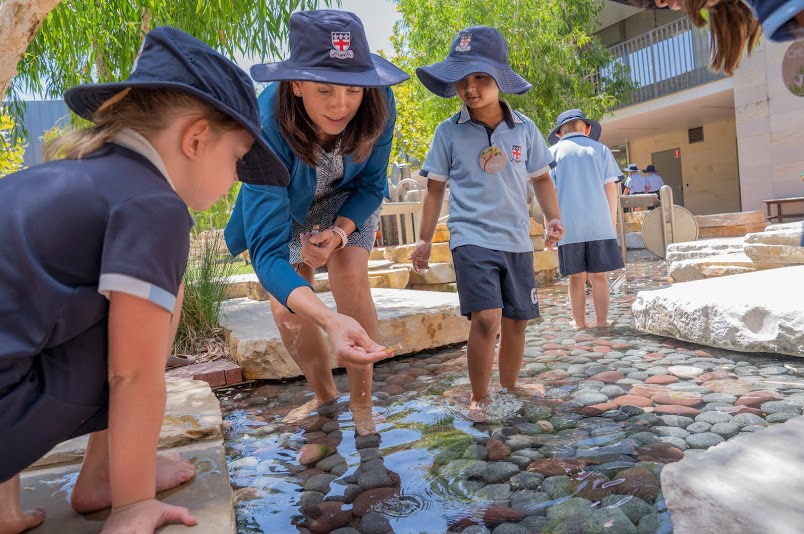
[0,0,63,101]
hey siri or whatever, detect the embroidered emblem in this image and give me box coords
[512,145,522,163]
[330,32,354,59]
[455,33,472,52]
[530,287,539,305]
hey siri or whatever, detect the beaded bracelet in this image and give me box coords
[331,226,348,250]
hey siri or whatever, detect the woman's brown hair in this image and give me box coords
[274,81,390,167]
[44,88,241,161]
[684,0,762,75]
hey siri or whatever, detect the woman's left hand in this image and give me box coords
[300,229,340,268]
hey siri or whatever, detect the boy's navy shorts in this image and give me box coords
[558,238,624,276]
[0,319,109,481]
[451,245,540,321]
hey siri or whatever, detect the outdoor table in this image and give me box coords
[762,196,804,223]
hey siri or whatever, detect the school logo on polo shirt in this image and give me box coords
[456,33,472,52]
[331,32,354,59]
[511,145,522,163]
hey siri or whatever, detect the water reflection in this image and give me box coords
[221,252,804,533]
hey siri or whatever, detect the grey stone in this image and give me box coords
[685,432,725,449]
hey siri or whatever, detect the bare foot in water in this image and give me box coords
[569,320,587,331]
[71,452,196,514]
[283,397,334,425]
[351,404,378,436]
[594,320,614,329]
[464,398,490,423]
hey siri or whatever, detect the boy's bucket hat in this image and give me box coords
[64,26,289,186]
[548,109,602,146]
[624,163,640,172]
[250,10,409,87]
[642,164,658,173]
[415,26,531,98]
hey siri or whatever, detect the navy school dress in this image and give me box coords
[0,143,191,481]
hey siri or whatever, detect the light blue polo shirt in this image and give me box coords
[421,100,553,253]
[549,133,621,246]
[625,172,646,194]
[645,173,665,192]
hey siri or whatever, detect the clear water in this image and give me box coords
[219,252,803,533]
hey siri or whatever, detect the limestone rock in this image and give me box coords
[385,242,453,263]
[668,253,784,282]
[694,210,769,238]
[30,380,223,471]
[220,289,470,380]
[663,415,804,534]
[743,226,804,265]
[666,237,744,261]
[534,250,559,272]
[632,266,804,357]
[368,267,410,289]
[433,222,450,243]
[408,262,456,285]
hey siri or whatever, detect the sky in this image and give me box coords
[337,0,399,55]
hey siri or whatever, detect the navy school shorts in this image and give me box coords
[0,319,109,481]
[451,244,540,321]
[557,238,625,276]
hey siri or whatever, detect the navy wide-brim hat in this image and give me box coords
[642,164,658,173]
[415,26,531,98]
[250,10,409,87]
[63,26,289,187]
[548,109,602,146]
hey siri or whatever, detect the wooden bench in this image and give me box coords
[762,197,804,223]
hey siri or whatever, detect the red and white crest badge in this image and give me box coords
[330,32,354,59]
[455,33,472,52]
[511,145,522,163]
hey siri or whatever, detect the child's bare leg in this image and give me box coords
[466,309,502,407]
[567,273,588,329]
[587,272,611,327]
[71,431,196,514]
[0,475,45,534]
[498,317,527,391]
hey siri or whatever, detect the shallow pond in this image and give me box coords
[218,253,804,534]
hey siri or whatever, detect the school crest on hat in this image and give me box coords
[456,33,472,52]
[331,32,354,59]
[511,145,522,162]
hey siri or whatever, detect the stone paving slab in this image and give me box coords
[22,440,234,534]
[668,252,785,282]
[662,415,804,534]
[21,380,234,532]
[632,265,804,357]
[219,288,470,380]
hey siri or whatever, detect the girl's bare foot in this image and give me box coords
[0,508,45,534]
[464,397,491,423]
[0,475,46,534]
[71,452,196,514]
[100,498,196,533]
[569,320,587,330]
[594,320,613,328]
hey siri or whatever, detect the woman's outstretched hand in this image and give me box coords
[101,499,196,533]
[325,312,394,368]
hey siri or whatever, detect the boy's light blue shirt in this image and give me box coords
[549,132,621,246]
[421,101,553,253]
[625,172,646,193]
[645,173,664,192]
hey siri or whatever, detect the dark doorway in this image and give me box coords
[651,148,684,206]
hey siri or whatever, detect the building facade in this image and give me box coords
[598,2,804,216]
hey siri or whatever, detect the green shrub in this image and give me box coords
[173,230,236,356]
[0,111,25,177]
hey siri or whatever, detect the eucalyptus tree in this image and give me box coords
[0,0,334,135]
[389,0,634,163]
